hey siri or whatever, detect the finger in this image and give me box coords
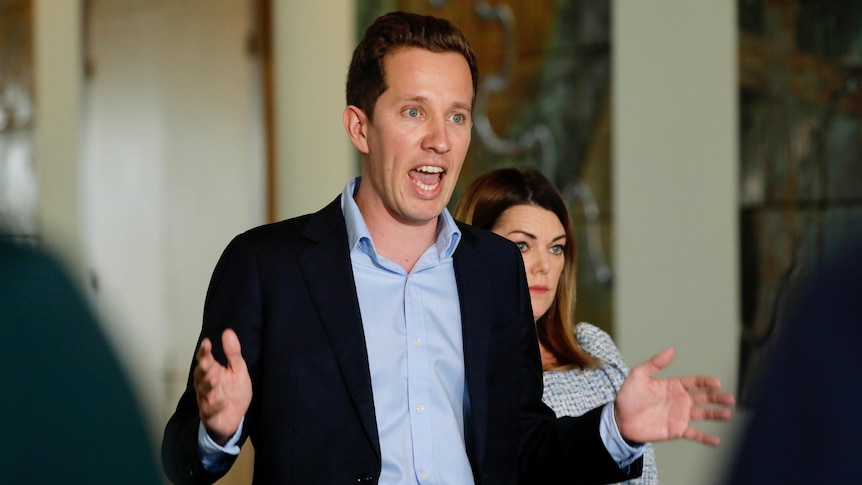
[689,390,736,406]
[675,374,724,391]
[194,339,221,393]
[196,337,213,364]
[222,328,248,373]
[194,364,219,395]
[690,407,733,422]
[194,342,211,380]
[195,367,225,414]
[682,426,721,446]
[650,346,675,369]
[632,346,675,378]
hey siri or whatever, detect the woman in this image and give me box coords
[453,167,659,484]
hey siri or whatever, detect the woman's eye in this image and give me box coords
[515,242,528,252]
[405,108,420,118]
[550,245,564,255]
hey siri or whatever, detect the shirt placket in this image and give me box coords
[404,271,434,483]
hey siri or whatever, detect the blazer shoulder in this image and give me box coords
[236,195,343,245]
[456,221,519,255]
[453,221,525,289]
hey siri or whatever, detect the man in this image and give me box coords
[162,11,734,484]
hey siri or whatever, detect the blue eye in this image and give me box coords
[550,245,564,255]
[405,108,420,118]
[515,242,528,252]
[451,113,464,123]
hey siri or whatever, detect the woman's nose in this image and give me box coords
[531,253,549,275]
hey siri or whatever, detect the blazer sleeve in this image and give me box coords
[162,231,261,484]
[161,395,231,485]
[519,407,643,484]
[510,249,643,484]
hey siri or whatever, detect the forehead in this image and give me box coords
[496,204,565,235]
[381,47,473,102]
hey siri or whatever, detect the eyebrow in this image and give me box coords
[505,230,536,240]
[505,230,566,243]
[452,102,472,113]
[401,96,472,113]
[401,95,428,104]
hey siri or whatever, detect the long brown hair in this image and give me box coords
[346,11,478,121]
[453,168,599,370]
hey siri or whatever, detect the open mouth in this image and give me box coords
[410,165,444,191]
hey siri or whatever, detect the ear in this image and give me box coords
[343,105,369,154]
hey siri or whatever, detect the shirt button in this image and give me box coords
[416,404,425,414]
[421,471,430,479]
[413,337,421,347]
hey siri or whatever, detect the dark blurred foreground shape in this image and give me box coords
[0,237,162,484]
[727,241,862,484]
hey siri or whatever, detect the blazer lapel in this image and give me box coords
[453,225,493,472]
[297,197,381,460]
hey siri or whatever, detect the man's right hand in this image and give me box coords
[193,328,253,445]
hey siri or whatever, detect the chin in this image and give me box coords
[408,203,446,221]
[532,303,552,321]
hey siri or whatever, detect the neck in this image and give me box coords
[370,219,438,272]
[539,342,558,371]
[355,195,439,273]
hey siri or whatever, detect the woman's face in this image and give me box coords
[492,204,566,321]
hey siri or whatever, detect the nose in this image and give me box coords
[422,117,451,154]
[530,252,550,275]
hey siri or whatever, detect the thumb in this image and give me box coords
[222,328,246,371]
[637,346,675,377]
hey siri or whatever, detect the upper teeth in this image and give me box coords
[417,166,443,173]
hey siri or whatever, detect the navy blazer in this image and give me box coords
[162,196,640,484]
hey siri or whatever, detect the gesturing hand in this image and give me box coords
[193,328,253,445]
[614,347,735,446]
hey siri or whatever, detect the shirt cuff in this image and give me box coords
[599,402,645,470]
[197,417,244,472]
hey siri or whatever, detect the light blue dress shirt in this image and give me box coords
[197,177,642,480]
[342,177,473,484]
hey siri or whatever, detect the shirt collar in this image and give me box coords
[340,177,461,260]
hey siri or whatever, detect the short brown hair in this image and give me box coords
[346,11,478,121]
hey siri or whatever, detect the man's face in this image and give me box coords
[352,47,473,226]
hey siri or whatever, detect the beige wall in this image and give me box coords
[614,2,742,484]
[273,0,357,219]
[33,0,84,280]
